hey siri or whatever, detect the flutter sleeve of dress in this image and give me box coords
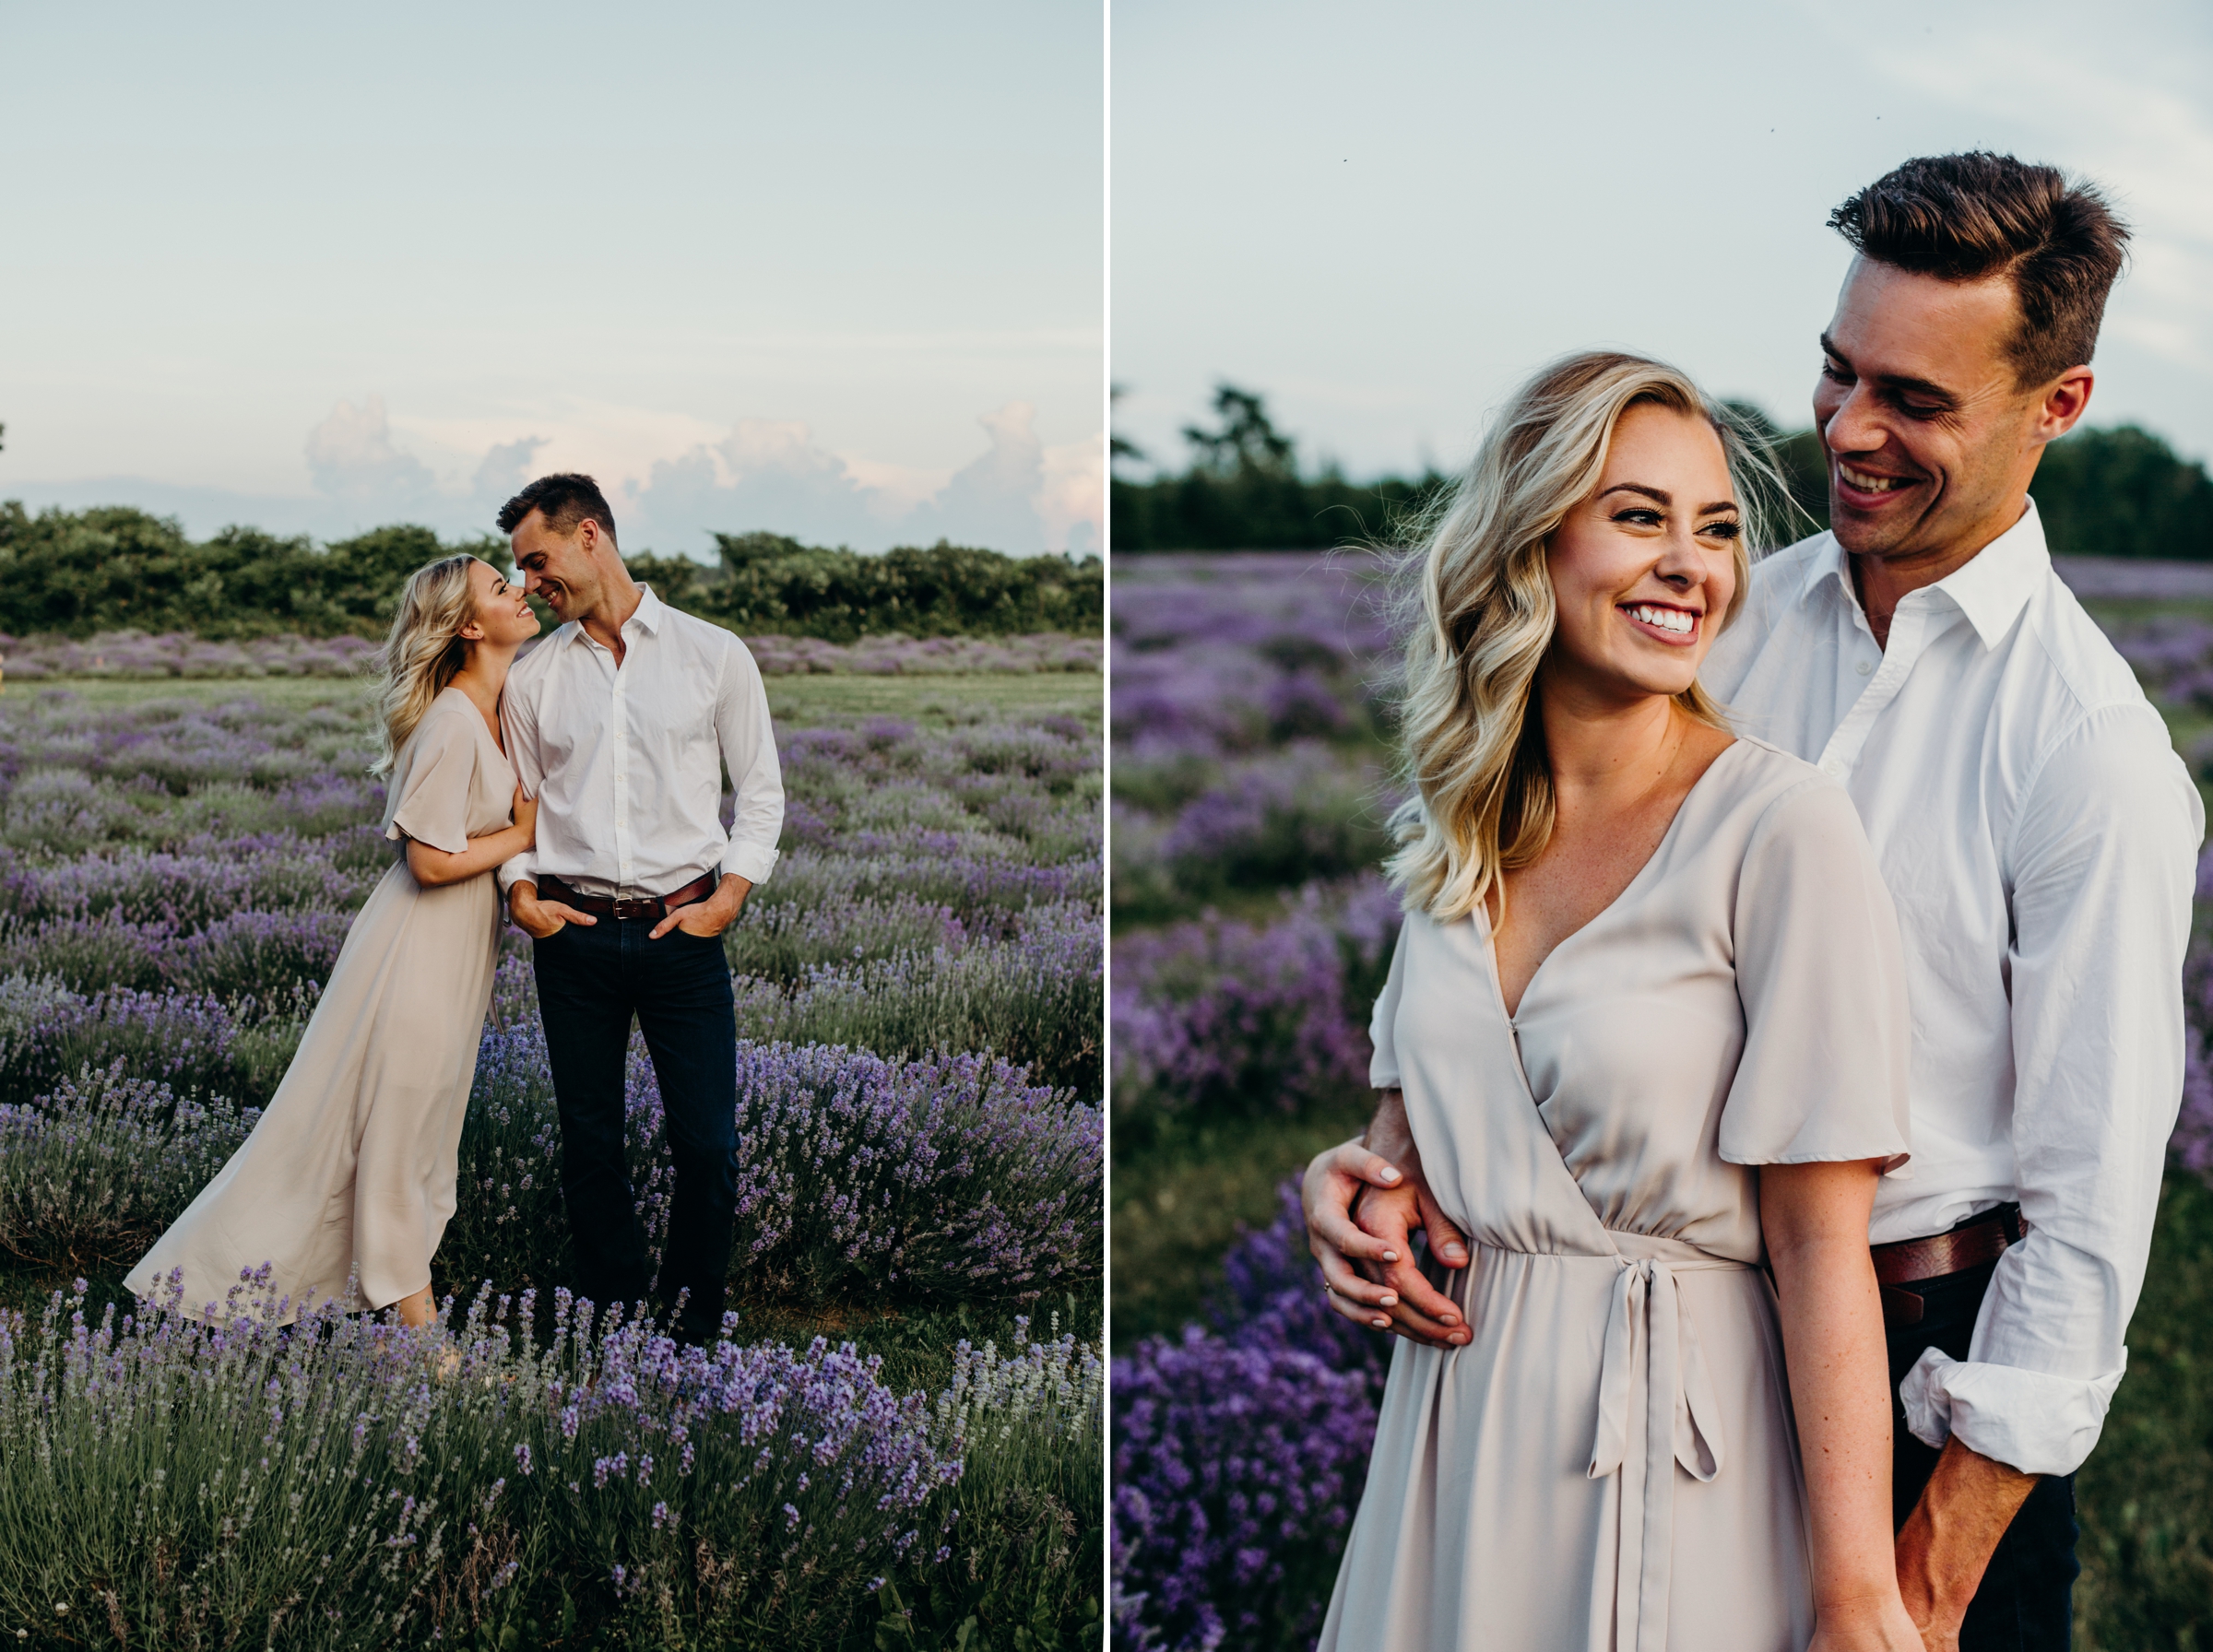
[1718,774,1913,1172]
[1368,917,1410,1091]
[383,706,476,856]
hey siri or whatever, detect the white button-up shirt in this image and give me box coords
[1702,500,2202,1477]
[497,585,784,897]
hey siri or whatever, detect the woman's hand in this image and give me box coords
[512,783,537,845]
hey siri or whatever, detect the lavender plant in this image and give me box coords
[0,1063,259,1271]
[732,903,1104,1097]
[1112,879,1400,1130]
[0,1278,958,1647]
[447,987,1101,1306]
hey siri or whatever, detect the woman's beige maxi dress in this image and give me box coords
[124,688,512,1323]
[1317,738,1913,1652]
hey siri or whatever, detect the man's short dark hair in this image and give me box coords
[496,472,618,547]
[1828,152,2130,388]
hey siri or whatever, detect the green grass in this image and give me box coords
[2077,1169,2213,1647]
[1109,1100,1372,1351]
[6,670,1103,733]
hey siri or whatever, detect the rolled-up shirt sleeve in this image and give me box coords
[716,636,784,886]
[1900,702,2203,1475]
[1368,920,1408,1091]
[496,674,543,893]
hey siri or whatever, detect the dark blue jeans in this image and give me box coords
[532,916,737,1345]
[1888,1260,2079,1650]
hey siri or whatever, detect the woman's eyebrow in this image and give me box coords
[1597,482,1736,514]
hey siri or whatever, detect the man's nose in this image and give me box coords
[1823,382,1888,455]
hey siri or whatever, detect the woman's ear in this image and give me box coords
[457,621,486,642]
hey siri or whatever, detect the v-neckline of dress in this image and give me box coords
[440,685,510,765]
[1478,738,1744,1035]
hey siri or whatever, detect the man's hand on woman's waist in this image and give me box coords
[1303,1088,1473,1348]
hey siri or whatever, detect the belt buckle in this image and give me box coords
[611,895,650,921]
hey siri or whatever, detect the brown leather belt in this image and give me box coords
[1873,1203,2021,1326]
[536,871,717,924]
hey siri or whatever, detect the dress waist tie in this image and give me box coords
[1586,1231,1750,1652]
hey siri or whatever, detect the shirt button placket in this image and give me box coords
[612,651,633,895]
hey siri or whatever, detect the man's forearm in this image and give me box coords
[1897,1436,2039,1633]
[1362,1087,1413,1166]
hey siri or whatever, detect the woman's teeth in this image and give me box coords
[1627,604,1694,634]
[1840,462,1908,493]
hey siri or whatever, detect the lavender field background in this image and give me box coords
[0,661,1103,1648]
[1107,551,2213,1652]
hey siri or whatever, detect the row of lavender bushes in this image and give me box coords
[1110,555,1409,1649]
[0,1277,1098,1648]
[0,685,1104,1646]
[0,627,1100,681]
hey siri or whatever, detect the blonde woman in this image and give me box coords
[1311,354,1923,1650]
[127,555,540,1329]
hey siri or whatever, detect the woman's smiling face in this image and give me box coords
[463,558,541,647]
[1543,401,1741,708]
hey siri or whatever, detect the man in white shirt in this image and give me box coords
[1302,153,2201,1647]
[493,472,784,1347]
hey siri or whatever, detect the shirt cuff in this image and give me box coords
[1898,1347,2127,1477]
[497,851,537,893]
[722,843,778,886]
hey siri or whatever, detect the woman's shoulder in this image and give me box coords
[397,690,485,761]
[1705,734,1837,802]
[1690,737,1864,846]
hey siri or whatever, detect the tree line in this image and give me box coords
[1112,384,2213,559]
[0,502,1102,642]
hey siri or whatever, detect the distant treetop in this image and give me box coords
[0,504,1101,643]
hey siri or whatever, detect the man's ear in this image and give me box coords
[2035,366,2094,444]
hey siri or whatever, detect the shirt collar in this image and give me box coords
[1795,498,2049,650]
[1929,499,2048,648]
[562,584,663,646]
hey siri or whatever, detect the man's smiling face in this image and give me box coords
[1813,256,2052,567]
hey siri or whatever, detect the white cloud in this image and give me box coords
[623,401,1102,556]
[470,435,548,512]
[77,394,1109,556]
[1040,432,1106,558]
[303,395,437,502]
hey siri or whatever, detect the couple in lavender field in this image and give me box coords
[124,472,785,1350]
[1297,155,2201,1649]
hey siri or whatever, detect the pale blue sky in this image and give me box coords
[1114,0,2213,484]
[0,2,1104,554]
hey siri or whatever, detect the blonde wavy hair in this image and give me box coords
[369,554,482,777]
[1384,350,1790,924]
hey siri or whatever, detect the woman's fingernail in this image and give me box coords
[1381,1250,1399,1263]
[1379,1166,1401,1182]
[1372,1317,1390,1328]
[1379,1294,1396,1307]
